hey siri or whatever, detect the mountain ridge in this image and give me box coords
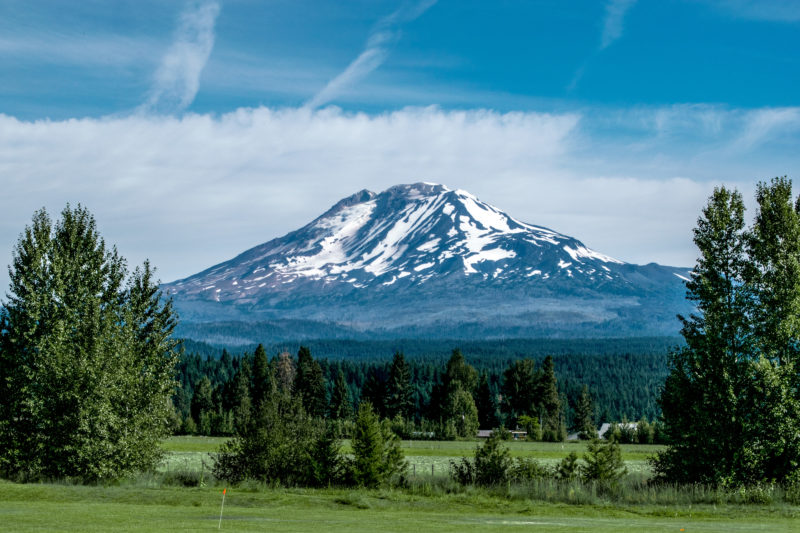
[165,183,692,344]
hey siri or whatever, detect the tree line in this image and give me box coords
[171,343,665,442]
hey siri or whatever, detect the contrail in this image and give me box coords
[305,0,437,109]
[140,0,221,114]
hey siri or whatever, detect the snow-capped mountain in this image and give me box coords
[165,183,692,343]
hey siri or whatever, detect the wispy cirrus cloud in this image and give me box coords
[569,0,638,91]
[600,0,638,49]
[139,0,220,114]
[305,0,438,109]
[704,0,800,22]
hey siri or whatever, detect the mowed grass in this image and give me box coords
[1,480,798,532]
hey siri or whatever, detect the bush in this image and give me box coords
[449,457,475,485]
[213,393,323,485]
[449,432,513,486]
[474,432,513,486]
[555,451,580,480]
[510,457,548,481]
[582,438,627,485]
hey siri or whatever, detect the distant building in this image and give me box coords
[566,422,637,441]
[477,429,527,440]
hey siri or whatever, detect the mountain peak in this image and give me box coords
[168,183,629,294]
[165,183,692,339]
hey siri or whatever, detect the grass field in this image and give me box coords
[2,480,798,532]
[4,437,792,531]
[159,436,661,478]
[161,436,664,461]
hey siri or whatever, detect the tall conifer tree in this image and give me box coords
[386,351,414,419]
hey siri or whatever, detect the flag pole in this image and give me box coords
[218,488,227,529]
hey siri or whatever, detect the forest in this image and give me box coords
[172,339,671,441]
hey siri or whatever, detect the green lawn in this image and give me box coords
[161,436,664,461]
[1,480,797,532]
[160,436,662,478]
[159,435,229,453]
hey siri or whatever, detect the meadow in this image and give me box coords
[2,437,798,532]
[161,436,660,479]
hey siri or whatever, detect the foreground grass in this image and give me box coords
[1,480,797,532]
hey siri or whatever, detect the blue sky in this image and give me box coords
[1,0,799,287]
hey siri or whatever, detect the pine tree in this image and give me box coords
[329,369,352,420]
[361,368,386,417]
[500,358,537,427]
[385,351,414,419]
[309,422,343,487]
[473,432,512,486]
[250,344,273,410]
[273,351,296,394]
[582,438,626,484]
[475,372,498,429]
[538,356,564,441]
[350,402,406,487]
[294,346,327,417]
[574,385,596,440]
[444,349,478,394]
[0,206,179,481]
[191,376,215,429]
[230,358,252,431]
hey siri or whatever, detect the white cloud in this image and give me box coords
[704,0,800,22]
[601,0,638,49]
[731,107,800,150]
[139,0,220,114]
[0,34,162,68]
[0,103,798,292]
[306,0,438,109]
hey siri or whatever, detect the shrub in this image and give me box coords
[510,457,548,481]
[555,451,580,480]
[213,393,322,485]
[474,432,513,486]
[582,438,627,485]
[449,457,475,485]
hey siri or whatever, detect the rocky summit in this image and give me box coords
[164,183,693,344]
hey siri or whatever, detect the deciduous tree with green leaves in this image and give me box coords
[0,206,179,481]
[655,178,800,485]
